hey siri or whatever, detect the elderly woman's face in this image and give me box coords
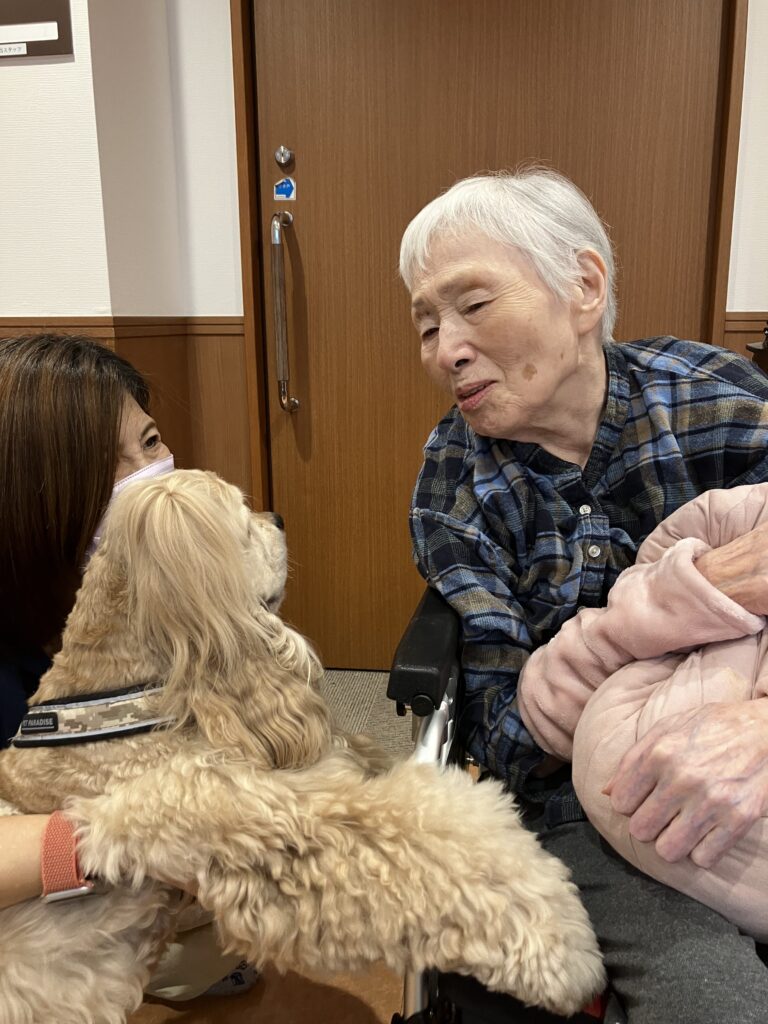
[410,232,590,441]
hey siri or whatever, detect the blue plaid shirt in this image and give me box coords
[410,338,768,824]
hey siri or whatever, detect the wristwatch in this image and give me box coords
[40,811,97,903]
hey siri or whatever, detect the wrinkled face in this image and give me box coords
[410,232,584,441]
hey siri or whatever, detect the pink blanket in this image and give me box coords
[518,483,768,940]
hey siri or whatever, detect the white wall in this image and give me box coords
[0,0,242,319]
[0,1,760,319]
[165,0,243,316]
[727,0,768,311]
[88,0,242,316]
[88,0,186,315]
[0,0,111,316]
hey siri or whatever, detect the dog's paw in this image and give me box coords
[486,906,606,1016]
[471,828,606,1013]
[398,764,606,1015]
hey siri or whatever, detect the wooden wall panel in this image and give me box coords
[186,335,252,500]
[111,332,196,472]
[113,319,253,500]
[723,311,768,368]
[0,317,255,502]
[0,318,116,347]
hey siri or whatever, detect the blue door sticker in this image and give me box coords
[274,177,296,200]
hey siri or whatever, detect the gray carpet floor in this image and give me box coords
[321,670,414,759]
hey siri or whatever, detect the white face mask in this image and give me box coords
[84,454,175,563]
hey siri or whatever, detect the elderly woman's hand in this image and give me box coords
[695,519,768,615]
[604,699,768,868]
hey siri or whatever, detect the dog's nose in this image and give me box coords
[271,512,285,531]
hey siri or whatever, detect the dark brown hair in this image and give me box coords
[0,334,150,650]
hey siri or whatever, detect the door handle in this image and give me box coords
[270,211,299,412]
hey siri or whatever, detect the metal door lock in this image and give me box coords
[274,145,294,167]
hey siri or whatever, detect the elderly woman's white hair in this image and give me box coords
[399,168,617,344]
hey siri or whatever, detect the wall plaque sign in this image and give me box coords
[0,0,73,59]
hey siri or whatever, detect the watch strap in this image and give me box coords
[40,810,94,900]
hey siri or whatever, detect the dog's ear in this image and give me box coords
[101,470,332,765]
[103,470,254,692]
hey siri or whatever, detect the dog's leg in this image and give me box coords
[0,885,174,1024]
[216,758,606,1016]
[69,752,603,1016]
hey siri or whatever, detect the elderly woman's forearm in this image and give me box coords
[0,814,48,908]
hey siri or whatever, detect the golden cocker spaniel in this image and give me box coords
[0,470,603,1023]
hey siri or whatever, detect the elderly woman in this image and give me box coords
[400,169,768,1024]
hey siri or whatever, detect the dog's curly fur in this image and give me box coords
[0,470,604,1024]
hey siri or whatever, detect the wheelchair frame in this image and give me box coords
[386,587,625,1024]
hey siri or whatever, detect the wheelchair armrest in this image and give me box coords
[387,586,460,717]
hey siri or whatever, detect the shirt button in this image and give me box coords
[579,504,592,515]
[587,544,601,558]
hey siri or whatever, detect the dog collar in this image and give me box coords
[10,684,174,748]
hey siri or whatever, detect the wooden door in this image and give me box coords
[251,0,743,668]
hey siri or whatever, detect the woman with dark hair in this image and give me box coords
[0,335,168,902]
[0,334,159,741]
[0,334,254,1000]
